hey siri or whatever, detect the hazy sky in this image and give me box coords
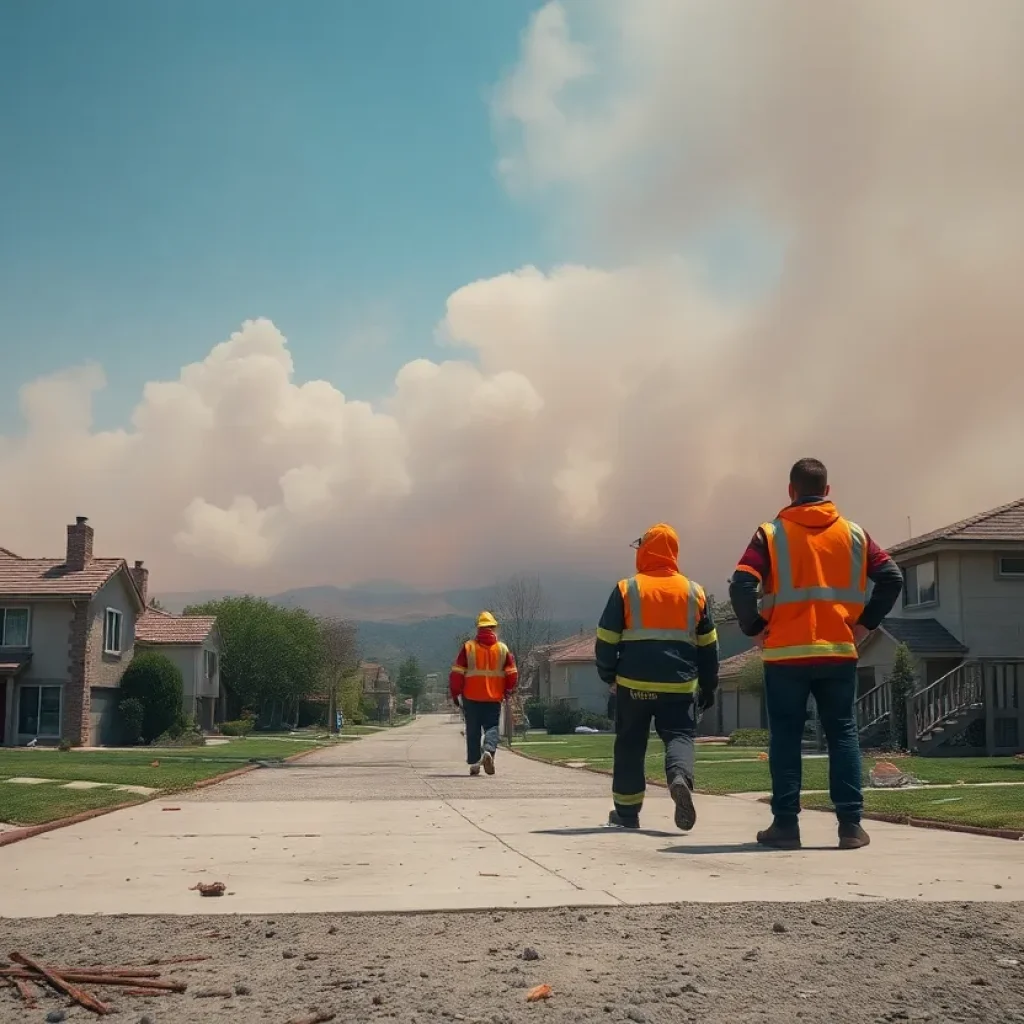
[2,0,1023,595]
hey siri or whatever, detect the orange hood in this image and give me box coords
[636,523,680,576]
[778,499,841,531]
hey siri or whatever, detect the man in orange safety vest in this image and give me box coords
[449,611,519,776]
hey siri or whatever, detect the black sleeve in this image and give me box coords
[858,555,904,631]
[695,594,719,694]
[595,586,625,685]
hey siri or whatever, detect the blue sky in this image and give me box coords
[0,0,551,430]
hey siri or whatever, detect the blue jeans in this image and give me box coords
[764,661,862,827]
[462,698,501,765]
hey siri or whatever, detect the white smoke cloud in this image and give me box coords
[3,0,1024,597]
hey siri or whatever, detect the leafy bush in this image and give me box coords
[524,698,549,729]
[220,718,255,737]
[578,711,613,732]
[729,728,769,747]
[118,697,145,746]
[119,652,185,744]
[152,728,205,747]
[544,700,581,735]
[57,738,73,752]
[886,643,916,751]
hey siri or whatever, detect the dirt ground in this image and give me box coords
[1,903,1022,1024]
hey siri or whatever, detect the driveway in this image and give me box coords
[0,715,1020,915]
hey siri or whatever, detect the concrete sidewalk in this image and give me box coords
[0,715,1020,916]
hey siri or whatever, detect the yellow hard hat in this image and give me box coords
[476,610,498,629]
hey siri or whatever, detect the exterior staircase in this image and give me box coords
[855,659,1022,756]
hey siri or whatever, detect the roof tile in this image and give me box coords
[881,617,967,654]
[135,610,217,645]
[0,557,126,598]
[888,497,1024,555]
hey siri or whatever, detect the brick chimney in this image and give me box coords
[131,560,150,606]
[66,516,94,572]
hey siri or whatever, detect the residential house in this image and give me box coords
[0,517,224,747]
[855,497,1024,755]
[0,517,145,746]
[711,648,767,737]
[135,607,224,731]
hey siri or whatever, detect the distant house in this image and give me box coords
[709,648,767,737]
[0,516,222,747]
[135,607,224,731]
[855,497,1024,755]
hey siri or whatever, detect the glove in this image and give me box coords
[697,688,715,712]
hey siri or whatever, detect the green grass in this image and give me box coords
[803,787,1024,832]
[0,784,150,827]
[0,736,330,825]
[515,733,1024,795]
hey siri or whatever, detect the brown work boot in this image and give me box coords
[838,823,871,850]
[756,822,802,850]
[469,764,481,776]
[482,750,496,775]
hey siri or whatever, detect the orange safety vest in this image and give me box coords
[759,506,868,662]
[462,639,512,702]
[613,572,706,693]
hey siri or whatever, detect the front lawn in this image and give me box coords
[0,735,328,827]
[803,787,1024,832]
[515,733,1024,795]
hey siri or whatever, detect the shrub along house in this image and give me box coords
[134,607,223,731]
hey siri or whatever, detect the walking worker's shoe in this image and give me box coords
[482,750,496,775]
[756,822,802,850]
[469,764,481,776]
[607,810,641,829]
[669,775,697,832]
[838,823,871,850]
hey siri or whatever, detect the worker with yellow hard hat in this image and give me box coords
[449,611,518,776]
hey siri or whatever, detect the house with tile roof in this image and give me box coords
[0,517,223,746]
[135,607,223,731]
[855,497,1024,755]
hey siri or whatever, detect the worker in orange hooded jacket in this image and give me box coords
[449,611,518,776]
[595,524,719,830]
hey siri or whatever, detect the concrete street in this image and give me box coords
[0,715,1020,916]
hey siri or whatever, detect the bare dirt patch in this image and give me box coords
[1,903,1022,1023]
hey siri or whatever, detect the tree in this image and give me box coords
[120,652,185,743]
[397,656,426,714]
[148,597,168,612]
[887,642,916,750]
[319,617,359,733]
[736,652,768,730]
[183,596,325,728]
[491,573,553,668]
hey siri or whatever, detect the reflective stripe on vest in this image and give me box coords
[759,518,867,614]
[762,641,858,661]
[466,641,509,677]
[614,675,699,694]
[620,576,700,643]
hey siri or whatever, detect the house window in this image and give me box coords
[17,685,62,739]
[0,607,30,647]
[902,560,937,607]
[103,608,123,655]
[997,555,1024,578]
[204,650,218,680]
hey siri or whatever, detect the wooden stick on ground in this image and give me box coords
[145,955,211,966]
[1,971,185,992]
[1,967,161,980]
[12,977,39,1007]
[284,1013,337,1024]
[9,953,110,1016]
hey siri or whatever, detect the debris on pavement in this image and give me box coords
[284,1012,336,1024]
[189,881,227,897]
[526,984,553,1002]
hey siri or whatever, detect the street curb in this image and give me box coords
[0,743,329,850]
[758,796,1024,842]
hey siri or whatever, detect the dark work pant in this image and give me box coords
[462,698,501,765]
[612,686,696,820]
[764,660,862,827]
